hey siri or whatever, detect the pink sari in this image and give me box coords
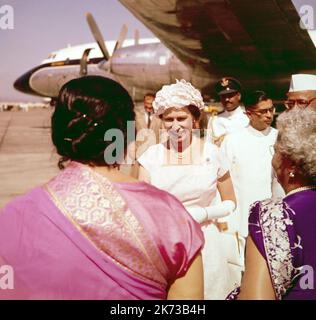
[0,162,203,300]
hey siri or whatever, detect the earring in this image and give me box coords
[289,172,295,178]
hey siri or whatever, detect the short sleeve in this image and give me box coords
[205,143,229,179]
[159,192,205,280]
[248,201,267,260]
[137,144,160,172]
[208,116,226,137]
[115,182,204,284]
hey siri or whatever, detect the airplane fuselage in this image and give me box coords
[14,40,214,101]
[15,39,315,102]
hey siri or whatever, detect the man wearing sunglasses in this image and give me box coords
[285,74,316,110]
[219,90,284,291]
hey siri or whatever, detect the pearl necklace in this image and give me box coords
[286,185,316,197]
[174,149,186,159]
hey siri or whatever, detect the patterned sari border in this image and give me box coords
[257,199,301,299]
[45,162,168,288]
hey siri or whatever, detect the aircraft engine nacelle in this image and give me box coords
[110,43,191,98]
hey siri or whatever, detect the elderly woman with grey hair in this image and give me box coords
[228,107,316,300]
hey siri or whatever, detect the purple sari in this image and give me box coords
[0,162,203,300]
[228,189,316,300]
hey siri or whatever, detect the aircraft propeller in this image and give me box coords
[86,12,110,61]
[86,12,128,73]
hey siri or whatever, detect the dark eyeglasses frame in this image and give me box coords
[250,106,275,115]
[284,97,316,110]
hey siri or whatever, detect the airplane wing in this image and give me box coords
[119,0,316,93]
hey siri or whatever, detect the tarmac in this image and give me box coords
[0,108,59,208]
[0,104,144,208]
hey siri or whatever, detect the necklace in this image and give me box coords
[174,149,185,159]
[286,185,316,196]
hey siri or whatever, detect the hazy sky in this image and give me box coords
[0,0,154,102]
[0,0,315,102]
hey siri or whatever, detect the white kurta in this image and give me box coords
[207,106,249,140]
[138,139,232,299]
[220,125,281,238]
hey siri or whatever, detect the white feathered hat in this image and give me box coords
[153,79,205,115]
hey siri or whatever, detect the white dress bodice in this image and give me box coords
[138,139,228,207]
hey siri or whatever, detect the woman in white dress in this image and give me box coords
[138,80,236,299]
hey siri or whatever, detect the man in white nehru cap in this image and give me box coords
[285,74,316,110]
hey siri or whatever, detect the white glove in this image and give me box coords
[186,206,208,224]
[186,200,236,224]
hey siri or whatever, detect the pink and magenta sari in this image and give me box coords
[0,162,203,300]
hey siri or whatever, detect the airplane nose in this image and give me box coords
[14,73,30,94]
[13,72,36,94]
[14,67,42,96]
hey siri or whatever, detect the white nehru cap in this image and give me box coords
[153,79,205,115]
[288,74,316,92]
